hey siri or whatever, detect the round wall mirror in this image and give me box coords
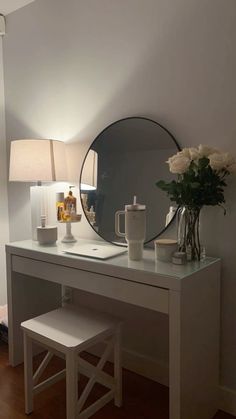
[80,117,180,245]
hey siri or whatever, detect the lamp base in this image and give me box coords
[31,185,48,241]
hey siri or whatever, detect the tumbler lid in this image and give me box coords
[155,239,178,246]
[125,195,146,211]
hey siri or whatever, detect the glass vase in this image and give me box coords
[177,206,202,261]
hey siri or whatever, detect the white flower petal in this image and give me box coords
[198,144,220,157]
[188,147,200,160]
[168,155,191,174]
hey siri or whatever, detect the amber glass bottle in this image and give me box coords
[56,192,65,221]
[64,186,77,213]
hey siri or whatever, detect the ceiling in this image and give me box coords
[0,0,35,15]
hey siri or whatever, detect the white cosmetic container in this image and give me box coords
[155,239,178,262]
[37,215,57,245]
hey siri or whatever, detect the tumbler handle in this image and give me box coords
[115,210,126,237]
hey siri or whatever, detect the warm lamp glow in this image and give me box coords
[9,139,67,182]
[81,150,98,190]
[9,139,68,241]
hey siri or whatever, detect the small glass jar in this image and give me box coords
[172,251,187,265]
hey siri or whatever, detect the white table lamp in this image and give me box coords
[9,139,67,240]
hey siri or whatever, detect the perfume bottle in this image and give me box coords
[56,192,65,221]
[70,203,76,221]
[62,204,72,222]
[88,205,96,225]
[64,186,77,213]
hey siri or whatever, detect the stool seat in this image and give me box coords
[21,305,120,351]
[21,305,122,419]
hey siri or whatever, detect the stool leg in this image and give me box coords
[114,324,122,407]
[23,332,33,414]
[66,350,78,419]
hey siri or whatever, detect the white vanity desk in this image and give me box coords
[6,239,220,419]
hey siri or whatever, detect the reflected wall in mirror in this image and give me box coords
[80,117,180,245]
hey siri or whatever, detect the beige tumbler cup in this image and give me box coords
[115,196,146,261]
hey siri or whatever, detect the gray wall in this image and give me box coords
[3,0,236,392]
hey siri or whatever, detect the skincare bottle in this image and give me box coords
[63,204,72,222]
[56,192,65,221]
[64,186,77,213]
[70,204,76,221]
[88,205,96,225]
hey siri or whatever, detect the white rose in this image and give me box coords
[177,147,203,161]
[188,147,200,160]
[209,152,232,171]
[198,144,220,157]
[225,154,236,167]
[167,155,191,174]
[225,154,236,172]
[228,162,236,173]
[177,148,191,159]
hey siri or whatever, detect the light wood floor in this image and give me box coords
[0,342,234,419]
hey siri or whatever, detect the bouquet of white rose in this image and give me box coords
[156,145,235,260]
[157,144,235,210]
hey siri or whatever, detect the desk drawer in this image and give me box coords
[12,255,169,314]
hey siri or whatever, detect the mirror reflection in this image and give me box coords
[80,117,180,244]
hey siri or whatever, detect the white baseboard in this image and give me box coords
[125,352,236,417]
[219,386,236,417]
[124,352,236,417]
[122,348,169,387]
[89,345,236,417]
[88,344,169,387]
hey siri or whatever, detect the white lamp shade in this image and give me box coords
[81,150,98,190]
[9,139,67,182]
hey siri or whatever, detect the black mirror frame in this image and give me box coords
[79,116,181,246]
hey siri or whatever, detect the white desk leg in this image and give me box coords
[23,332,34,414]
[169,264,220,419]
[169,290,181,419]
[6,253,62,366]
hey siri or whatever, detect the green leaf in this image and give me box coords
[156,180,167,189]
[198,157,209,169]
[190,182,201,189]
[155,156,229,210]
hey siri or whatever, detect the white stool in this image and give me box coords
[21,305,122,419]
